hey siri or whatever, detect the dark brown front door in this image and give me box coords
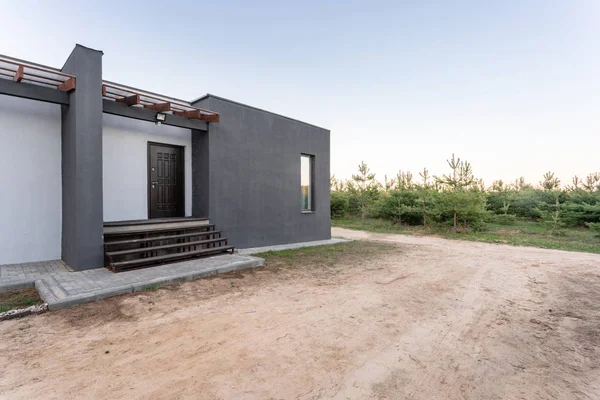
[148,143,184,219]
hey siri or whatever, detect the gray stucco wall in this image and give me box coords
[0,95,62,263]
[192,95,331,248]
[102,114,193,221]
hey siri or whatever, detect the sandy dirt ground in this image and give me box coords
[1,228,599,400]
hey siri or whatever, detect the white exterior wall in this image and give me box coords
[0,95,62,264]
[102,114,192,222]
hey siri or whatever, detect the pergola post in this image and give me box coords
[60,45,104,271]
[192,129,210,218]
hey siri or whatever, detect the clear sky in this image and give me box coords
[2,1,598,187]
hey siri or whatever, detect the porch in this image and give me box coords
[103,217,234,272]
[0,46,217,271]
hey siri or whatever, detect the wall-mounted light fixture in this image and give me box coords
[155,112,167,125]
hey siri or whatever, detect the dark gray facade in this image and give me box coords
[192,95,331,248]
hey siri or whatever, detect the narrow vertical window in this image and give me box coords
[301,154,314,211]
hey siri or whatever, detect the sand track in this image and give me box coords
[1,228,599,399]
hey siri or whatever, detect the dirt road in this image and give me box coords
[1,228,599,399]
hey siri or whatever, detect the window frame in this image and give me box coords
[300,153,315,213]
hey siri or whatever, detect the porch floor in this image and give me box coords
[103,217,210,235]
[103,217,207,227]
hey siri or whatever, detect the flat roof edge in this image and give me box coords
[191,93,330,131]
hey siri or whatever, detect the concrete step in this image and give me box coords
[106,237,228,257]
[104,230,222,248]
[110,246,235,272]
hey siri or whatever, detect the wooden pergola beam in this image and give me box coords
[200,113,220,123]
[144,102,171,112]
[14,65,23,82]
[116,93,141,106]
[100,82,219,123]
[173,110,200,119]
[58,77,76,92]
[173,110,219,122]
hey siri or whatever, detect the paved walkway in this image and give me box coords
[0,238,349,310]
[1,255,264,310]
[0,260,70,289]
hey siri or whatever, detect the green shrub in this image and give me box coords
[330,191,349,219]
[586,222,600,238]
[511,189,543,219]
[489,214,517,225]
[374,189,422,225]
[346,192,362,216]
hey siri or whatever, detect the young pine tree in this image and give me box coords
[418,168,434,229]
[435,154,476,232]
[351,161,377,224]
[535,174,566,236]
[540,172,560,191]
[537,192,566,235]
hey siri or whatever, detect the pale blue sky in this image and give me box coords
[2,1,599,186]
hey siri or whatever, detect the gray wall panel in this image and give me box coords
[192,96,330,248]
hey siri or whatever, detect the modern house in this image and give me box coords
[0,44,330,272]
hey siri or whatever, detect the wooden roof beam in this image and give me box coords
[58,77,76,92]
[14,65,23,82]
[144,102,171,112]
[200,113,220,123]
[116,93,141,106]
[173,110,200,119]
[174,110,220,123]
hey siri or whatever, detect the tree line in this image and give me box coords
[330,155,600,236]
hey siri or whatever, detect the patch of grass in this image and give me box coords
[333,218,600,254]
[140,284,161,292]
[254,241,394,268]
[0,288,43,313]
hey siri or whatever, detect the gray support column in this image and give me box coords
[60,45,104,270]
[191,129,210,218]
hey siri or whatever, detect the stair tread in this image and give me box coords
[106,237,228,257]
[105,230,222,247]
[110,246,234,270]
[104,224,215,237]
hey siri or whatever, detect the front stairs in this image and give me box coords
[103,217,234,272]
